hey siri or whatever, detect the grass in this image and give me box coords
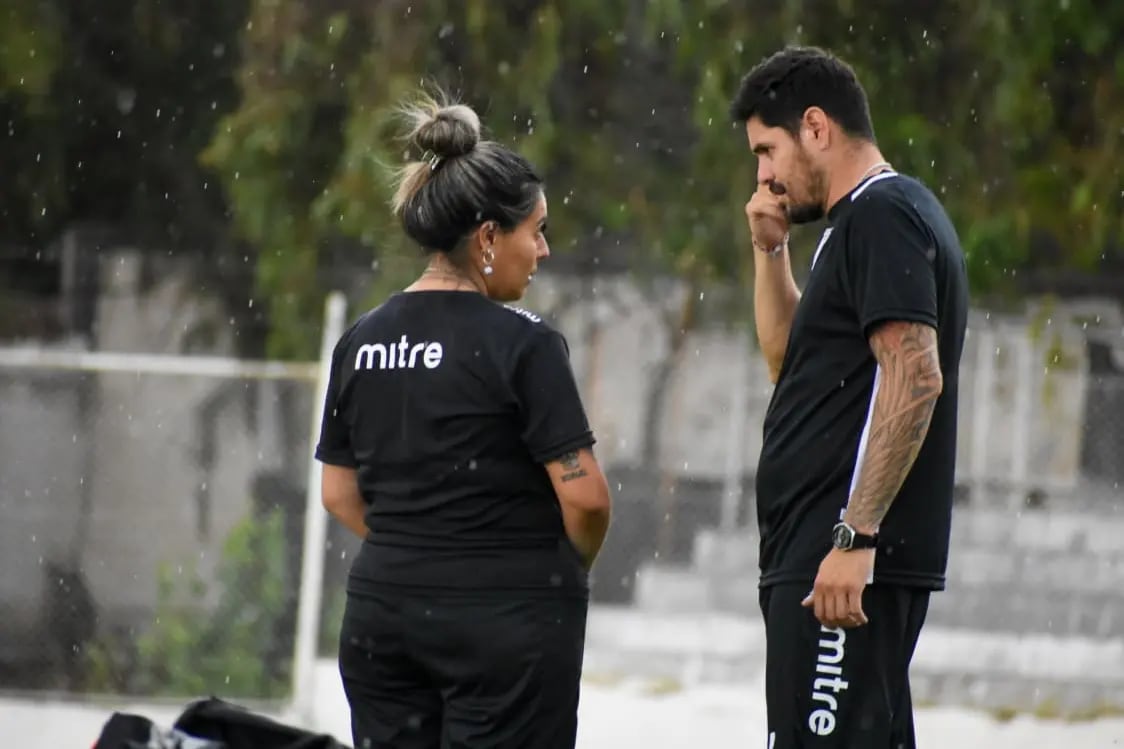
[985,700,1124,724]
[639,676,685,696]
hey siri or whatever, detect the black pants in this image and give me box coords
[760,584,930,749]
[338,589,588,749]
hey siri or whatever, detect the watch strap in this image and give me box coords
[849,530,879,549]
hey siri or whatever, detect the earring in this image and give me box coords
[482,246,495,276]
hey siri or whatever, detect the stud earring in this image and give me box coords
[482,246,495,276]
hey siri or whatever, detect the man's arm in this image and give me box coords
[753,243,801,383]
[842,320,943,533]
[746,183,800,383]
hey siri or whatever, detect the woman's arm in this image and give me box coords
[321,464,368,539]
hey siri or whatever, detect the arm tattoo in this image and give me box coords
[559,450,588,482]
[843,321,943,532]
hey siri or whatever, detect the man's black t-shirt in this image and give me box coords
[755,172,969,591]
[315,290,595,597]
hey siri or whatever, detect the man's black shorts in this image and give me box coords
[760,584,930,749]
[338,588,588,749]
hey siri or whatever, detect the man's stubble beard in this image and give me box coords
[787,200,825,225]
[785,153,828,225]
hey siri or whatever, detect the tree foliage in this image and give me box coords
[84,506,291,698]
[2,1,1122,357]
[0,0,264,347]
[205,0,1124,357]
[645,0,1124,292]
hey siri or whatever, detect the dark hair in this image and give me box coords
[391,91,543,254]
[729,46,875,141]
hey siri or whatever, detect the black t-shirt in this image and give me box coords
[315,291,595,597]
[755,172,969,591]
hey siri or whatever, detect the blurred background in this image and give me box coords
[1,0,1123,745]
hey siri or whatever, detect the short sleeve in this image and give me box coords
[314,335,358,468]
[512,329,596,463]
[845,195,939,337]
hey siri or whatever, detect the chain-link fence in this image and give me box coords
[556,288,1103,596]
[545,279,1124,712]
[4,273,1124,713]
[0,357,318,700]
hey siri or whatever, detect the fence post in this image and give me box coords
[720,334,750,532]
[291,291,348,723]
[1010,328,1034,508]
[970,324,995,503]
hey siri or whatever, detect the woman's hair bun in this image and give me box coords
[405,98,481,159]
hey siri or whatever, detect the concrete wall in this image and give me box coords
[528,273,1091,499]
[625,506,1124,712]
[0,252,312,685]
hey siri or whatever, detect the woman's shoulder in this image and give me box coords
[496,303,549,329]
[493,303,568,343]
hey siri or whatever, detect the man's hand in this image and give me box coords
[802,548,875,629]
[746,182,790,253]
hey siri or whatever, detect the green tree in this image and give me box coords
[203,0,652,358]
[4,0,1122,351]
[646,0,1124,297]
[0,0,262,348]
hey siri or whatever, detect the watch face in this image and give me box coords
[832,524,852,549]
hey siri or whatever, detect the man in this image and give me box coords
[729,46,969,747]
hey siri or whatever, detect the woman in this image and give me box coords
[314,91,613,749]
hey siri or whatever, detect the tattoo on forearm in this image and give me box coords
[559,450,588,482]
[844,321,942,531]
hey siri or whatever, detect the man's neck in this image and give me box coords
[825,143,891,213]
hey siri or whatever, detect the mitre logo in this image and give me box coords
[354,335,443,371]
[807,625,849,736]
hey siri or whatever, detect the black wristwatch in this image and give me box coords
[831,521,878,551]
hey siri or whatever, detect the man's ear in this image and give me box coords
[801,107,832,151]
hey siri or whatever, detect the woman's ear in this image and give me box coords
[465,223,489,258]
[477,220,498,248]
